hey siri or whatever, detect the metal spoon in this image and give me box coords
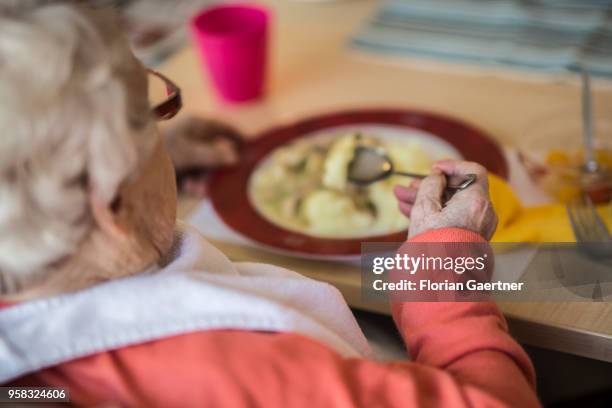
[347,145,477,190]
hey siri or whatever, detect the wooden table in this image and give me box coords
[161,0,612,362]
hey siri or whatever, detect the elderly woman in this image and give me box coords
[0,3,539,408]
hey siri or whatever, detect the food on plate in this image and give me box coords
[249,133,435,238]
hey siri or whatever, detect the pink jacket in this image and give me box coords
[7,228,540,407]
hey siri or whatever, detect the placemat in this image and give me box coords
[351,0,612,78]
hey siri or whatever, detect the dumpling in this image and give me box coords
[368,180,410,233]
[386,142,432,174]
[321,134,358,191]
[300,190,373,236]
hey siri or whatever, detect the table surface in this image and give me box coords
[160,0,612,362]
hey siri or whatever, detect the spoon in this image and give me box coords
[347,145,477,190]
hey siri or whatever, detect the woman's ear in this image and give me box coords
[89,191,127,241]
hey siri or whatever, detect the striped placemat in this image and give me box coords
[351,0,612,77]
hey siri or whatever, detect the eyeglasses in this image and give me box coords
[148,69,182,121]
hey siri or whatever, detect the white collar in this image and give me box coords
[0,223,371,383]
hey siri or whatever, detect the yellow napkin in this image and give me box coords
[488,174,612,243]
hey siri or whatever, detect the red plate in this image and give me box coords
[209,109,508,258]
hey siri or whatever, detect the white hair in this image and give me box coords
[0,3,155,291]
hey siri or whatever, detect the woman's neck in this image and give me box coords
[0,226,160,302]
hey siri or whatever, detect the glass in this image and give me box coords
[519,110,612,203]
[191,4,269,103]
[147,69,182,120]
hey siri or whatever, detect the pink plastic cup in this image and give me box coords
[190,4,269,103]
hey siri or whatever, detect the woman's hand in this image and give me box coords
[163,116,242,196]
[393,160,498,240]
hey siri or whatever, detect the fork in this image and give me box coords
[566,194,612,258]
